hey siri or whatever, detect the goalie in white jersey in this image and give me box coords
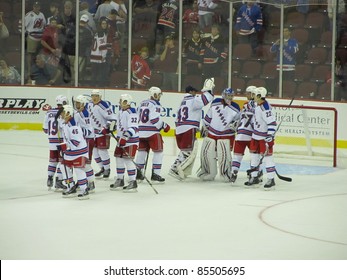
[88,89,117,179]
[136,87,170,183]
[198,87,241,181]
[169,78,215,180]
[245,87,277,190]
[110,94,140,192]
[230,85,258,183]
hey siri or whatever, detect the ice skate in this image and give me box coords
[95,167,104,178]
[54,178,66,192]
[78,189,90,200]
[230,171,238,183]
[123,180,138,193]
[87,181,95,193]
[47,175,53,189]
[62,184,77,198]
[151,171,165,183]
[103,168,110,179]
[168,167,183,181]
[136,168,145,181]
[110,178,124,190]
[263,178,275,190]
[244,176,261,187]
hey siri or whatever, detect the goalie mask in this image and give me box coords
[222,88,234,104]
[56,95,68,106]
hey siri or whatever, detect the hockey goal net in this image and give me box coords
[272,104,337,167]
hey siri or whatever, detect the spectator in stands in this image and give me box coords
[183,28,203,75]
[0,12,9,56]
[57,0,76,84]
[159,35,178,90]
[131,46,151,88]
[234,1,263,55]
[183,1,199,26]
[335,58,347,101]
[79,14,94,86]
[90,18,112,87]
[270,27,299,81]
[40,17,61,67]
[28,54,62,86]
[47,2,60,25]
[197,0,219,32]
[111,0,127,51]
[200,24,227,78]
[154,0,179,58]
[94,0,114,23]
[80,1,97,33]
[0,58,21,84]
[24,1,47,79]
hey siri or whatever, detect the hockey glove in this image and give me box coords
[265,135,274,143]
[229,120,239,131]
[101,127,109,135]
[162,123,170,133]
[107,120,117,132]
[200,125,209,138]
[202,78,215,92]
[118,137,127,147]
[57,143,68,152]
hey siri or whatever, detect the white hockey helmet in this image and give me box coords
[222,87,235,101]
[148,86,162,99]
[120,93,133,106]
[245,85,257,94]
[91,89,102,96]
[63,105,74,116]
[56,95,68,105]
[75,95,87,104]
[255,87,267,98]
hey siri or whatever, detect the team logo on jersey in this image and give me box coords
[0,98,46,110]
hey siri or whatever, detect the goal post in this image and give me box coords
[272,104,338,167]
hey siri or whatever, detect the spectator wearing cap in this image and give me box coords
[131,46,151,88]
[169,80,214,180]
[158,35,178,90]
[80,1,97,33]
[24,1,47,78]
[79,14,94,85]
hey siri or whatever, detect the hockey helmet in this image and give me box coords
[91,89,102,96]
[63,105,74,117]
[245,85,257,94]
[120,94,133,106]
[149,86,162,99]
[255,87,267,98]
[222,87,235,102]
[75,95,88,104]
[56,95,68,105]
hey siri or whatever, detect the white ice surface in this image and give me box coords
[0,130,346,260]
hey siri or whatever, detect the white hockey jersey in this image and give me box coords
[175,90,214,135]
[74,107,95,140]
[61,117,89,161]
[90,33,109,63]
[88,100,116,138]
[203,98,240,137]
[24,11,46,41]
[43,107,63,150]
[252,100,277,140]
[235,99,256,141]
[116,107,139,147]
[138,99,164,138]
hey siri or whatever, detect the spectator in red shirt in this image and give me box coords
[131,46,151,89]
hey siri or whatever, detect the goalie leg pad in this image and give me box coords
[177,141,199,178]
[217,139,232,182]
[197,137,217,181]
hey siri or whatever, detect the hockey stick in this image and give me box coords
[110,131,158,194]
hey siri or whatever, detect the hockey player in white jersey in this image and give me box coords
[88,89,116,179]
[74,95,96,192]
[57,105,90,200]
[43,95,67,191]
[110,94,140,192]
[230,85,258,183]
[245,87,277,190]
[136,87,170,183]
[169,78,215,180]
[198,87,241,181]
